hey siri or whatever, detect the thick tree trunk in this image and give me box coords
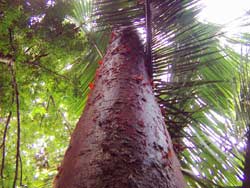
[53,28,186,188]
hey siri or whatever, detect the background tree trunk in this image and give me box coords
[242,125,250,188]
[53,27,186,188]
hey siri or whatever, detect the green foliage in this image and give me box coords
[0,0,93,187]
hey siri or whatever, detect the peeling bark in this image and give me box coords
[54,27,186,188]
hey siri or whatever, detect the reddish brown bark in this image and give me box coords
[53,28,186,188]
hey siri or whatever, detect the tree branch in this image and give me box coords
[25,60,72,81]
[49,95,72,135]
[0,57,13,65]
[30,53,49,63]
[0,111,12,178]
[19,154,23,186]
[59,109,73,136]
[8,28,16,52]
[0,74,15,178]
[9,62,21,188]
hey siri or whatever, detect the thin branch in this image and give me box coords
[19,155,23,186]
[0,111,12,178]
[8,28,16,52]
[49,95,72,135]
[0,72,15,178]
[59,109,73,136]
[25,61,72,81]
[30,53,49,63]
[9,62,21,188]
[39,96,51,127]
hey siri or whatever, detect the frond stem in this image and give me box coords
[81,27,104,58]
[145,0,152,78]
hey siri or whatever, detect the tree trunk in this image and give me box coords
[53,27,186,188]
[242,125,250,188]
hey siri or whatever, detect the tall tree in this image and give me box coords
[53,27,186,188]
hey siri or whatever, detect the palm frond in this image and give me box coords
[93,0,144,30]
[63,0,110,115]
